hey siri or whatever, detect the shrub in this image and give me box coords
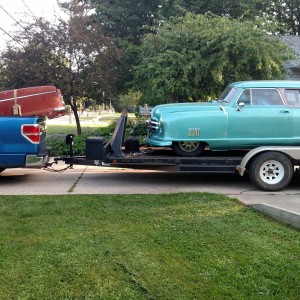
[47,126,114,156]
[47,119,148,156]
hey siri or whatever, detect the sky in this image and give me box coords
[0,0,66,47]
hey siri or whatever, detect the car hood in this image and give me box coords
[151,102,226,120]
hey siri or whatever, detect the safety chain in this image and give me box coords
[43,161,72,173]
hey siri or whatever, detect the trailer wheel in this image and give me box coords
[173,141,205,157]
[249,152,293,191]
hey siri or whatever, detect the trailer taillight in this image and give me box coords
[21,124,40,144]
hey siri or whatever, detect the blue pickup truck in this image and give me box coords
[0,116,50,173]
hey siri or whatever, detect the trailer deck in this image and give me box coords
[63,148,245,173]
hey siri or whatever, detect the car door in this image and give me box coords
[227,88,293,148]
[284,89,300,145]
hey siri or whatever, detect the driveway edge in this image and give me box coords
[251,203,300,230]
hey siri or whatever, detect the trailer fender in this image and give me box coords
[236,146,300,176]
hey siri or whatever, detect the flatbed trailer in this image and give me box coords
[55,114,300,191]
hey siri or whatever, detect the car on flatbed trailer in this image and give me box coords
[146,80,300,157]
[54,114,300,192]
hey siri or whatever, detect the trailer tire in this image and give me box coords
[249,152,293,191]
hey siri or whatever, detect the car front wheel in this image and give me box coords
[172,141,205,157]
[249,152,293,191]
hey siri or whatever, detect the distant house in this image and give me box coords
[280,35,300,80]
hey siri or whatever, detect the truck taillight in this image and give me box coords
[21,124,40,144]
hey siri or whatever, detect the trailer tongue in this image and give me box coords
[54,114,300,192]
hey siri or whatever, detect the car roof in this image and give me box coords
[229,80,300,88]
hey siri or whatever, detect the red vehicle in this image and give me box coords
[0,86,68,119]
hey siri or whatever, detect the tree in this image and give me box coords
[90,0,164,95]
[0,20,64,88]
[55,0,121,134]
[91,0,273,43]
[131,14,293,106]
[264,0,300,35]
[119,90,142,109]
[0,0,120,134]
[91,0,162,43]
[90,0,281,99]
[177,0,267,19]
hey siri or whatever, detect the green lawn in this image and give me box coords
[0,193,299,299]
[47,124,103,135]
[47,113,136,135]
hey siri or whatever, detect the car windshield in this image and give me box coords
[217,87,239,103]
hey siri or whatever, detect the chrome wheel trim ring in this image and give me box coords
[178,142,200,153]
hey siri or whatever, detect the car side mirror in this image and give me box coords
[237,102,245,111]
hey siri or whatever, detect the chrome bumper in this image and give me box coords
[54,105,70,112]
[25,148,51,168]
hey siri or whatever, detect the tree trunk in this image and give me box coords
[68,96,82,135]
[73,107,82,135]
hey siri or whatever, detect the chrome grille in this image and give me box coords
[147,118,159,130]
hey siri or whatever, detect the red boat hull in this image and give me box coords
[0,86,68,119]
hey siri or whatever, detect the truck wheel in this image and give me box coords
[173,141,205,157]
[0,168,5,173]
[249,152,293,191]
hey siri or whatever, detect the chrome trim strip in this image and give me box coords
[147,118,159,130]
[54,107,67,112]
[0,90,57,103]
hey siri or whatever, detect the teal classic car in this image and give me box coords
[146,81,300,156]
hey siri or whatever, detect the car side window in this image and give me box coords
[237,89,251,105]
[284,89,300,107]
[251,89,283,105]
[237,89,283,106]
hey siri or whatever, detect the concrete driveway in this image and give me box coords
[1,163,300,229]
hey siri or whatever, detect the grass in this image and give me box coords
[0,193,300,299]
[47,124,104,135]
[47,113,137,135]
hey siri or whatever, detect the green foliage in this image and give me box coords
[47,125,115,156]
[47,119,145,156]
[177,0,267,19]
[132,14,294,105]
[1,193,300,299]
[91,0,162,43]
[127,117,148,142]
[91,0,271,43]
[263,0,300,35]
[119,90,142,109]
[47,137,68,156]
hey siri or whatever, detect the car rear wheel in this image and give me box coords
[249,152,293,191]
[173,141,205,157]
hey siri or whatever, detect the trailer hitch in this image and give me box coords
[44,133,75,172]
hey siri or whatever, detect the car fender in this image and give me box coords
[237,146,300,176]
